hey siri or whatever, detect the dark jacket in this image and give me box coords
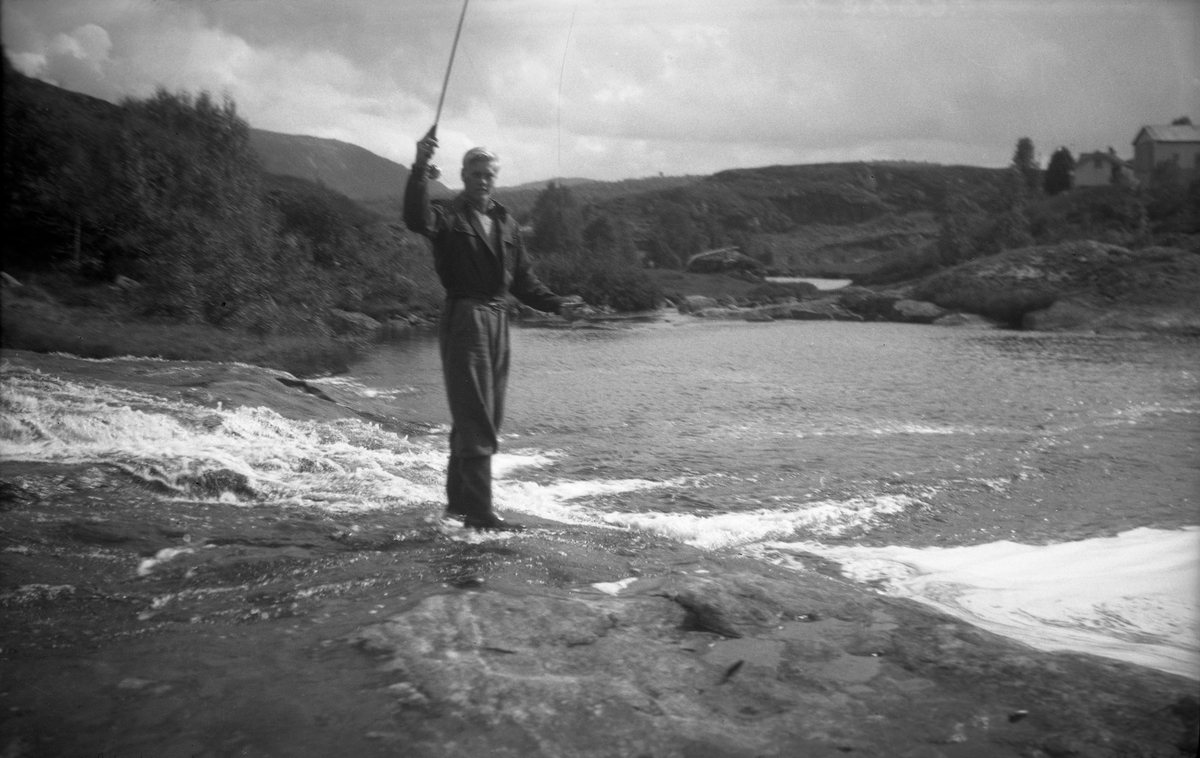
[403,168,566,314]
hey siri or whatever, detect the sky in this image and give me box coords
[3,0,1197,189]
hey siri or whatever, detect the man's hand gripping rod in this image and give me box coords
[419,0,471,180]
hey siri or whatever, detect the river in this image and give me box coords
[345,316,1200,678]
[2,316,1197,679]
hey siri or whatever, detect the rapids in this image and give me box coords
[2,318,1197,677]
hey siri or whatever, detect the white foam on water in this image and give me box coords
[493,450,559,478]
[1,367,682,520]
[137,547,196,576]
[758,527,1200,679]
[307,375,419,399]
[791,418,1002,439]
[494,477,677,525]
[592,577,638,595]
[0,369,445,512]
[600,494,922,550]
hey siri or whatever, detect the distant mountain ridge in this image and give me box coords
[248,129,450,216]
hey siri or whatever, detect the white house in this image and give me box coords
[1074,149,1131,187]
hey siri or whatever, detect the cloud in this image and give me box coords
[2,0,1196,185]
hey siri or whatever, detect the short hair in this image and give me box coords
[462,147,499,167]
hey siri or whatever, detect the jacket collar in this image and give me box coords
[452,193,505,257]
[452,193,508,222]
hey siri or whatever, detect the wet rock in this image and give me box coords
[691,307,744,319]
[767,300,863,321]
[344,567,1198,757]
[913,241,1200,331]
[664,574,781,637]
[59,519,164,547]
[893,299,946,323]
[836,286,901,320]
[179,469,256,500]
[933,312,1000,328]
[677,295,721,314]
[742,309,775,323]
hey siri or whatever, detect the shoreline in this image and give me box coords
[1,348,1197,756]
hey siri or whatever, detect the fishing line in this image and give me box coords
[556,1,579,181]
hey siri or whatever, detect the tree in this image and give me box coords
[1011,137,1040,193]
[1043,147,1075,196]
[657,202,703,267]
[936,194,983,266]
[993,168,1034,251]
[529,182,584,258]
[582,211,638,267]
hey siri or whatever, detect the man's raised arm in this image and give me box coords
[403,133,438,236]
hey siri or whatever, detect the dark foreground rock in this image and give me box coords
[1,352,1197,757]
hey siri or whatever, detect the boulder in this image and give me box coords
[1024,299,1200,333]
[328,309,382,340]
[933,312,1000,329]
[835,288,945,323]
[692,307,745,319]
[1022,299,1105,331]
[836,286,900,320]
[768,300,863,321]
[677,295,720,314]
[892,299,946,324]
[379,317,420,339]
[912,241,1200,331]
[742,308,775,322]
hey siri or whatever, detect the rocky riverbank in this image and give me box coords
[1,350,1196,757]
[666,241,1200,334]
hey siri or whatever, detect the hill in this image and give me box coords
[248,128,450,220]
[581,162,1014,278]
[494,174,701,219]
[1,60,443,374]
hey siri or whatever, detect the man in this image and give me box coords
[404,134,587,530]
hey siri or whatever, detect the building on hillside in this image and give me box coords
[1132,123,1200,183]
[1074,148,1136,188]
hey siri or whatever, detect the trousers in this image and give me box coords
[439,298,510,518]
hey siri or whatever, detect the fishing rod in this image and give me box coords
[422,0,471,180]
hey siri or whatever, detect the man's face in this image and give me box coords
[462,160,499,207]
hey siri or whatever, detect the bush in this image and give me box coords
[1027,185,1147,246]
[535,258,663,312]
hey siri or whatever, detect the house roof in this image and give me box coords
[1133,124,1200,144]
